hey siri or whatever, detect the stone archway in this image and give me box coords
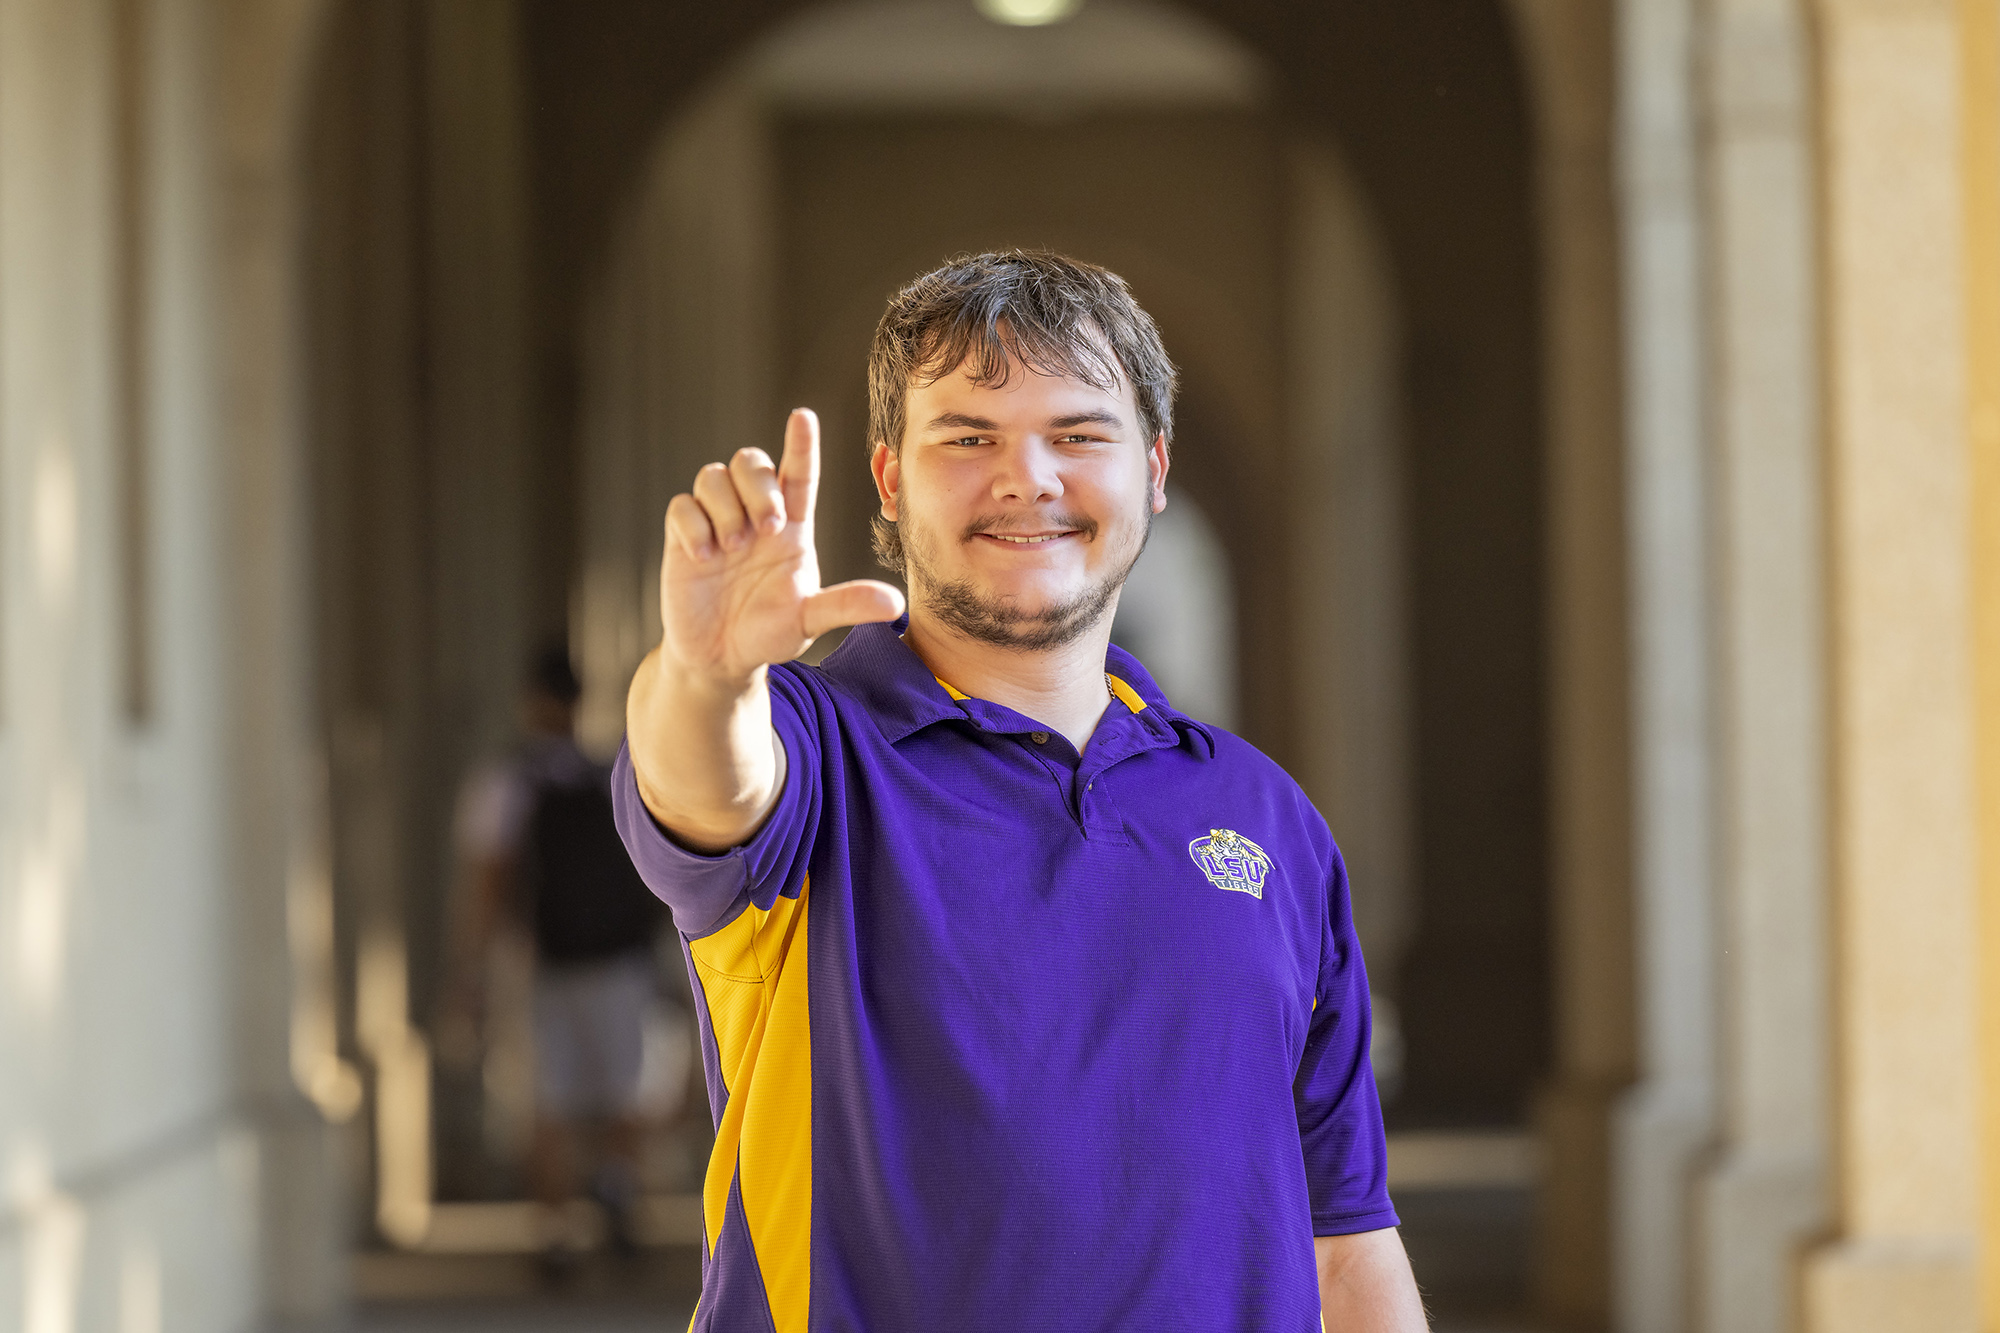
[300,0,1567,1311]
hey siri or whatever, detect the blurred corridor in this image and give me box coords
[3,0,2000,1329]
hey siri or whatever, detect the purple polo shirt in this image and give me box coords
[613,619,1395,1331]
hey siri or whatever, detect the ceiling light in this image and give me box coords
[975,0,1082,27]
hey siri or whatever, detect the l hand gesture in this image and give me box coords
[661,408,905,682]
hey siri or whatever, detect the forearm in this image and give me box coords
[1316,1229,1428,1331]
[626,645,786,853]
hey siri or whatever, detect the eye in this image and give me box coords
[949,435,988,447]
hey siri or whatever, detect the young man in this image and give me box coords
[616,252,1426,1329]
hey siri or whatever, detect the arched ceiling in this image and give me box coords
[521,0,1538,388]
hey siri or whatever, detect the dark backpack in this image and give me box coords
[520,770,665,965]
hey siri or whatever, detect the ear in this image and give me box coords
[1148,433,1170,513]
[871,442,901,520]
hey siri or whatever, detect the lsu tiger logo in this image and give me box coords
[1188,828,1273,900]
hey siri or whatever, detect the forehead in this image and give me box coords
[905,351,1136,424]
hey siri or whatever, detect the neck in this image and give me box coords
[901,603,1116,751]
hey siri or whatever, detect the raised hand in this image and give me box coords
[661,408,905,683]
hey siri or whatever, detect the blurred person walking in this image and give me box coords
[453,645,668,1276]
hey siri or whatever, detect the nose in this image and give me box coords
[990,435,1064,505]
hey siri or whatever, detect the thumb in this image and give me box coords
[802,579,906,639]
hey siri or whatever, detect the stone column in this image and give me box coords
[1503,4,1638,1324]
[1607,0,1725,1327]
[417,0,532,773]
[0,0,340,1322]
[1282,136,1413,1067]
[1691,1,1833,1331]
[215,0,345,1315]
[1799,0,1981,1326]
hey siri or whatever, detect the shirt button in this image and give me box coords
[1030,731,1050,745]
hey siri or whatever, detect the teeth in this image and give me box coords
[994,534,1062,543]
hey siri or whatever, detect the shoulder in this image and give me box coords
[769,625,956,746]
[1190,722,1311,798]
[1199,725,1292,781]
[1185,723,1340,860]
[767,657,859,724]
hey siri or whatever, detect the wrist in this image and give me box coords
[649,651,766,707]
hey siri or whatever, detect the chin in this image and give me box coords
[976,575,1085,614]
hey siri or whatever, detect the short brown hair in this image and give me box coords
[866,250,1178,572]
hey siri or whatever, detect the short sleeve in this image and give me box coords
[1295,844,1400,1236]
[610,666,826,939]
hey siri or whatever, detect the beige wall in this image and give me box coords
[1963,0,2000,1323]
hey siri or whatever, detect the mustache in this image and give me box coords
[959,512,1100,541]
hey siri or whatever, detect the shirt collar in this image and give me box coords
[816,617,1218,758]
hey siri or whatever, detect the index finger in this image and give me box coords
[778,408,820,527]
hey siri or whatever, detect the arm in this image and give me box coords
[1317,1229,1428,1331]
[626,649,787,853]
[434,849,508,1065]
[625,408,902,853]
[437,768,520,1054]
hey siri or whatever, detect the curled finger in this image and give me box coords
[730,446,787,534]
[692,461,751,550]
[665,493,717,560]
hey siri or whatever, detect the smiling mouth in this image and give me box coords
[980,532,1073,545]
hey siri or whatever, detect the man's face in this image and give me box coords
[871,351,1169,651]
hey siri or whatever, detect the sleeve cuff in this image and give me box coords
[610,743,756,939]
[1311,1206,1402,1237]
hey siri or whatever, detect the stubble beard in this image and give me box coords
[902,499,1153,652]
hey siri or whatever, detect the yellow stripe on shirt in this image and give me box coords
[686,878,812,1332]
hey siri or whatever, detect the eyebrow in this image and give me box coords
[1046,411,1125,431]
[922,411,1001,432]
